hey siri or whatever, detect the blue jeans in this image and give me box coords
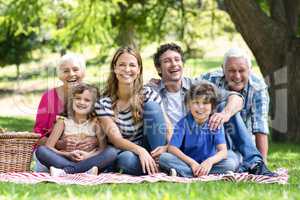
[36,145,118,174]
[33,151,49,173]
[115,101,167,176]
[217,102,263,168]
[159,151,240,178]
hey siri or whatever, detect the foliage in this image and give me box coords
[0,0,238,70]
[0,0,48,77]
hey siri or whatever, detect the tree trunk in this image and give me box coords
[16,64,20,79]
[223,0,300,142]
[116,3,137,48]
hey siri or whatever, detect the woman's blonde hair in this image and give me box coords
[102,47,143,124]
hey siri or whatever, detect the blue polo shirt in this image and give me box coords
[169,112,226,163]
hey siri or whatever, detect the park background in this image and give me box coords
[0,0,299,199]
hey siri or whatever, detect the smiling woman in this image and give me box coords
[96,47,173,176]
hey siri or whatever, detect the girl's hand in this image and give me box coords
[196,158,213,176]
[68,150,84,162]
[137,147,158,175]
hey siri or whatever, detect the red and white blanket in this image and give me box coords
[0,168,288,185]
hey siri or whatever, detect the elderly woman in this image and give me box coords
[33,53,98,171]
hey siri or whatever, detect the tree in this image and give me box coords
[223,0,300,142]
[0,0,46,78]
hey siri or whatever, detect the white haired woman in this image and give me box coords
[33,53,98,172]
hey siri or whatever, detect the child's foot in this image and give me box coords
[169,168,177,177]
[224,170,235,175]
[50,166,66,177]
[85,166,98,176]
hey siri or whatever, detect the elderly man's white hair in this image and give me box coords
[57,52,86,76]
[223,47,252,69]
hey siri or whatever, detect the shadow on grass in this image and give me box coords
[0,116,34,132]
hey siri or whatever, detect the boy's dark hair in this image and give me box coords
[185,82,219,112]
[65,83,100,119]
[153,43,184,77]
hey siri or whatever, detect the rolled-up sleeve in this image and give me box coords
[251,88,270,134]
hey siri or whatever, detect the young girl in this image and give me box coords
[159,82,238,177]
[36,83,117,176]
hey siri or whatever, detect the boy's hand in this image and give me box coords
[196,158,213,176]
[151,145,167,164]
[190,162,202,177]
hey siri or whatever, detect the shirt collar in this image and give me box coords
[158,77,190,92]
[186,112,209,130]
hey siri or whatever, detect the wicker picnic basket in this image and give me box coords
[0,131,40,173]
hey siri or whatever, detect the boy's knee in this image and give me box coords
[159,152,175,166]
[223,158,239,172]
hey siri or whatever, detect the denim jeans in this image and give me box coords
[217,102,263,167]
[36,145,118,174]
[33,151,49,173]
[115,101,167,176]
[159,151,240,178]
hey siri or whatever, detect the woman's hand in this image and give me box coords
[76,136,99,152]
[56,136,77,152]
[137,147,158,175]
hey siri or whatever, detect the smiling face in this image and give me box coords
[224,57,250,92]
[158,50,183,83]
[72,89,93,116]
[114,52,140,85]
[189,96,212,124]
[59,61,84,87]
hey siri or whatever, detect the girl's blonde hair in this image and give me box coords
[102,47,143,124]
[66,83,99,120]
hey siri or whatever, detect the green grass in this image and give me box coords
[0,116,34,132]
[0,117,300,199]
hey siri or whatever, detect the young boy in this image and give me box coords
[159,82,238,177]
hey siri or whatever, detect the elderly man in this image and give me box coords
[201,47,269,161]
[149,43,275,176]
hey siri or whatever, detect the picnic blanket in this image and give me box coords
[0,168,288,185]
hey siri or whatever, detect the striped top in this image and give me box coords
[95,86,162,144]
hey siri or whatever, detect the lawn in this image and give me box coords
[0,116,299,200]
